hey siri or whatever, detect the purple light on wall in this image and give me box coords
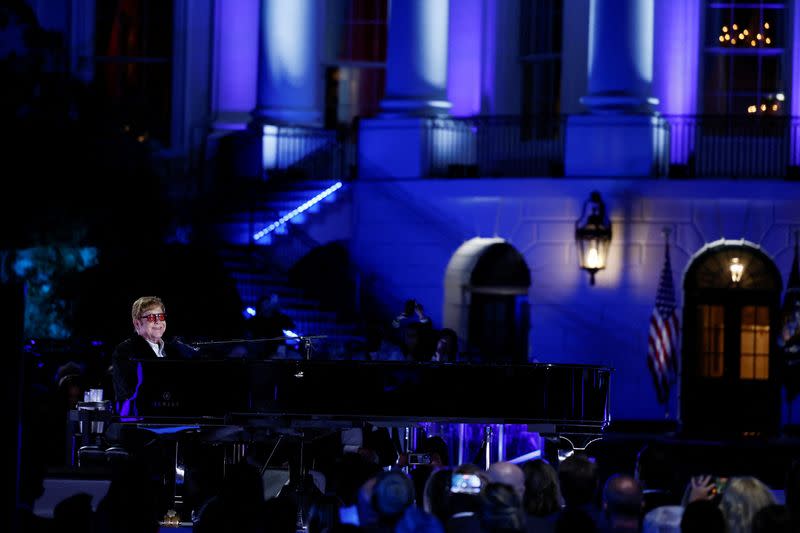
[447,0,482,116]
[214,0,259,114]
[653,0,701,164]
[653,0,700,117]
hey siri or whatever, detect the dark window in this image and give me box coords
[325,0,387,127]
[92,0,173,145]
[520,0,563,116]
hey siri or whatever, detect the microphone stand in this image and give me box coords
[190,335,328,359]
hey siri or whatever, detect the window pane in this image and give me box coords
[740,305,770,380]
[93,0,173,146]
[520,0,563,115]
[341,0,388,62]
[741,329,755,350]
[328,0,388,125]
[520,0,563,55]
[741,354,754,379]
[702,1,786,114]
[755,354,769,378]
[731,56,759,93]
[697,304,725,377]
[760,56,784,93]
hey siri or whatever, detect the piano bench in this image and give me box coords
[77,446,106,469]
[104,446,130,465]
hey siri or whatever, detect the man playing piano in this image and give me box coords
[111,295,197,416]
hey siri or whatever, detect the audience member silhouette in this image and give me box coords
[554,508,597,533]
[93,457,161,533]
[751,503,793,533]
[262,494,298,533]
[446,463,490,533]
[635,444,680,513]
[53,492,93,533]
[433,328,459,362]
[558,452,602,526]
[54,360,87,410]
[327,451,384,514]
[193,458,268,533]
[601,474,643,532]
[392,298,436,361]
[356,476,380,529]
[423,467,453,526]
[642,504,682,533]
[522,459,560,532]
[392,299,431,330]
[373,470,416,527]
[680,499,726,533]
[479,482,526,532]
[487,461,526,502]
[718,476,776,533]
[395,506,445,533]
[410,435,450,507]
[786,458,800,522]
[363,319,405,361]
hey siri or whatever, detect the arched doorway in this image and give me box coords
[443,238,531,363]
[681,239,783,436]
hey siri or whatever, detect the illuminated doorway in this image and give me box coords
[681,239,782,436]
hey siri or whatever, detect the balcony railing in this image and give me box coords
[235,114,800,182]
[663,115,800,179]
[424,115,567,178]
[259,124,357,182]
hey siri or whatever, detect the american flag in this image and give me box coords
[648,242,680,404]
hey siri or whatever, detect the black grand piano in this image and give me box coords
[124,359,612,438]
[98,359,611,524]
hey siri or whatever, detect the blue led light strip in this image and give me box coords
[507,449,542,464]
[253,181,343,241]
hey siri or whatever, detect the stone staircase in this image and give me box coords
[210,179,363,343]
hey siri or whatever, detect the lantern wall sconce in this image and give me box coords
[575,191,612,285]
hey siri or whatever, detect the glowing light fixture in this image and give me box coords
[730,257,744,283]
[253,182,343,241]
[575,191,612,286]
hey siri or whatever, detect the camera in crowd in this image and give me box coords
[407,452,432,465]
[450,473,482,494]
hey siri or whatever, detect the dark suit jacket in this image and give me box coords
[111,335,197,413]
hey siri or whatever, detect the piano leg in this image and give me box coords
[295,436,307,530]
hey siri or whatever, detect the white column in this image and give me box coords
[360,0,452,178]
[381,0,451,115]
[565,0,668,177]
[251,0,321,125]
[581,0,658,112]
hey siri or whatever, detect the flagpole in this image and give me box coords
[663,226,683,433]
[648,226,681,431]
[658,227,672,425]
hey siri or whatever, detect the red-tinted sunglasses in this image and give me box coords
[140,313,167,323]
